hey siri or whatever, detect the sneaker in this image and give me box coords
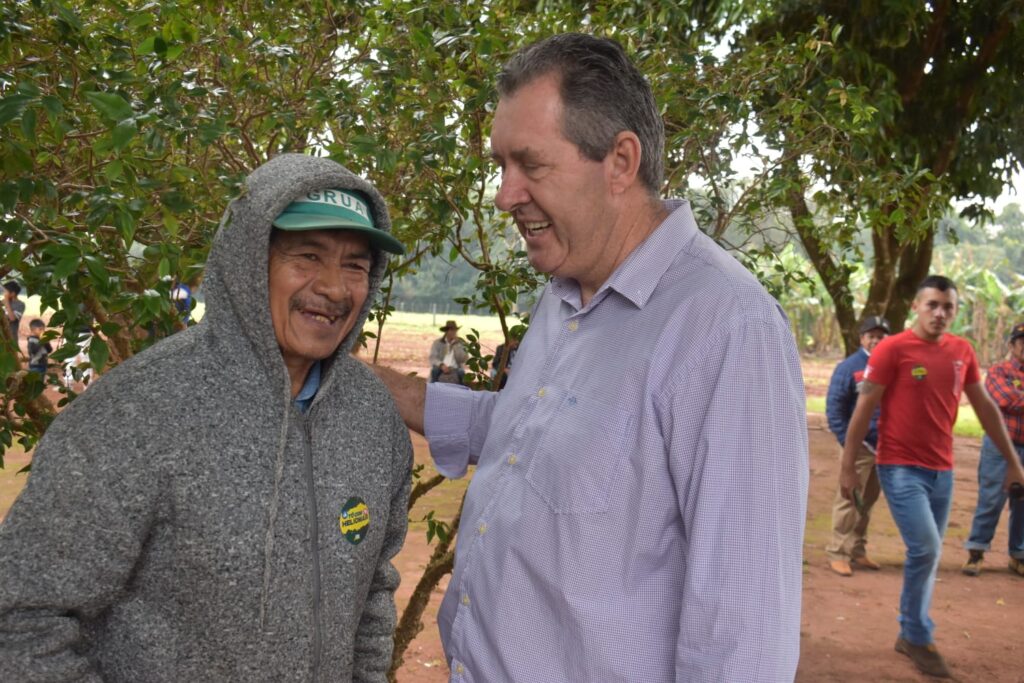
[1010,558,1024,577]
[851,555,881,570]
[895,638,952,678]
[828,559,853,577]
[961,550,984,577]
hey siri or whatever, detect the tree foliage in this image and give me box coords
[747,0,1024,353]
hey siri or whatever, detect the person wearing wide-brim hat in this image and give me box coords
[429,320,467,383]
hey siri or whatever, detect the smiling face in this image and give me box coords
[911,287,958,342]
[268,229,372,393]
[490,74,626,298]
[860,329,887,352]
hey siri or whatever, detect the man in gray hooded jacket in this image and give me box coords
[0,154,413,682]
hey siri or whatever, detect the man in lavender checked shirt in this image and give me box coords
[374,33,808,682]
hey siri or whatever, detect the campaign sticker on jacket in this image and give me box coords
[339,497,370,545]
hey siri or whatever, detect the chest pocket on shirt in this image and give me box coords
[524,387,636,514]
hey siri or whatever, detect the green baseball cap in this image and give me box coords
[272,188,405,254]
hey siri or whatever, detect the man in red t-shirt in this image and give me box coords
[839,275,1024,679]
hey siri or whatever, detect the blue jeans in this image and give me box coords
[878,464,954,646]
[964,436,1024,560]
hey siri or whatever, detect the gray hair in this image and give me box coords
[496,33,665,195]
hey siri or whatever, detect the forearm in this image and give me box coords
[369,363,426,434]
[841,406,874,472]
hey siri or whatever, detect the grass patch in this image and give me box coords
[804,395,982,439]
[954,404,983,439]
[381,310,513,337]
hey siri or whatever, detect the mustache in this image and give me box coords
[289,295,354,319]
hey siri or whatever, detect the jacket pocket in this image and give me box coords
[524,387,635,514]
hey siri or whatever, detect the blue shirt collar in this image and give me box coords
[294,360,322,414]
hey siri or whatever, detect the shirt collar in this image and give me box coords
[551,199,696,312]
[294,360,322,414]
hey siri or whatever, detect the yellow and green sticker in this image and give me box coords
[911,365,928,381]
[339,497,370,545]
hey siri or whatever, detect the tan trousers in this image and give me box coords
[826,443,881,561]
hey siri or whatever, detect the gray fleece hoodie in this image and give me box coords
[0,154,412,682]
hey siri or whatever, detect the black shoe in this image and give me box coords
[895,637,952,678]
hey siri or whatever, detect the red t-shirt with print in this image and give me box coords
[864,329,980,470]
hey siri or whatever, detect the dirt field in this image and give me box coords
[2,343,1022,682]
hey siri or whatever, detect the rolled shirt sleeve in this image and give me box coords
[424,383,498,479]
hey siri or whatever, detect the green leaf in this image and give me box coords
[88,336,110,373]
[158,257,171,278]
[19,108,37,141]
[0,348,17,376]
[0,94,34,127]
[111,120,137,150]
[138,35,157,55]
[40,95,63,117]
[54,2,84,32]
[130,12,156,29]
[52,255,80,280]
[103,159,124,182]
[99,322,121,337]
[162,211,179,237]
[85,91,134,123]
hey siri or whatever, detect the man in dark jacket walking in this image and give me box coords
[825,315,890,576]
[0,154,412,682]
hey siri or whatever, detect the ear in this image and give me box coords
[605,131,642,195]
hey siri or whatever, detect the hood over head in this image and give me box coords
[202,153,396,391]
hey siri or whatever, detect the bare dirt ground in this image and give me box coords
[2,343,1022,682]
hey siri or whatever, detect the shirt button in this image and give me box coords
[538,387,546,397]
[478,522,487,535]
[507,454,517,465]
[456,663,465,674]
[461,594,470,606]
[568,320,579,332]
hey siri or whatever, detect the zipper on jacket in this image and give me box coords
[299,413,323,681]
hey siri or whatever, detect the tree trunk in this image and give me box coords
[784,161,858,355]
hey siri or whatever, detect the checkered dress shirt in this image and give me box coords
[986,357,1024,444]
[425,200,809,682]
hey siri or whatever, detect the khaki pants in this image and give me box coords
[826,443,880,561]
